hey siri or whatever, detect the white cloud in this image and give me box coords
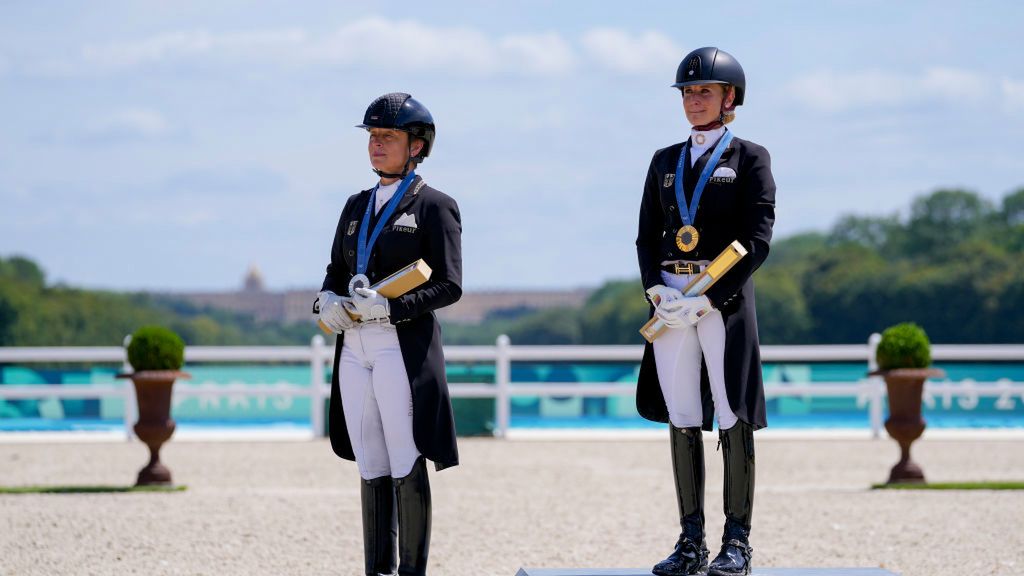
[789,70,916,112]
[79,29,307,70]
[31,20,689,79]
[82,108,171,142]
[47,18,580,78]
[1002,77,1024,110]
[920,67,987,100]
[317,22,575,76]
[580,28,680,74]
[789,67,995,113]
[499,32,575,75]
[314,17,497,73]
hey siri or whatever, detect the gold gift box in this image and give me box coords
[639,240,748,343]
[318,259,433,333]
[370,259,433,298]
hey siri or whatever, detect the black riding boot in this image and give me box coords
[361,476,398,576]
[395,457,431,576]
[653,426,708,576]
[709,421,755,576]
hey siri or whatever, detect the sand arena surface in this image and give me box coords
[1,436,1022,576]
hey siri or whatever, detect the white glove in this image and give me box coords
[347,287,390,323]
[318,291,356,333]
[646,284,683,307]
[679,295,714,326]
[655,298,689,328]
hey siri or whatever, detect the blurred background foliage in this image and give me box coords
[2,187,1022,346]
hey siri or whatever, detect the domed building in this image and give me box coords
[243,265,265,292]
[175,265,294,323]
[171,266,590,326]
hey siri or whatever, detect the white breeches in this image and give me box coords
[339,323,421,480]
[652,271,738,430]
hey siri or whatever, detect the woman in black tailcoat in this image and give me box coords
[316,92,462,576]
[635,47,776,576]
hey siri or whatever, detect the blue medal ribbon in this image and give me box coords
[674,130,733,227]
[356,171,417,275]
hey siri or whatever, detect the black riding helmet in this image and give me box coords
[672,47,746,106]
[357,92,436,161]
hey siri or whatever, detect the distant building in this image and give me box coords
[435,289,591,324]
[167,267,591,325]
[283,290,318,324]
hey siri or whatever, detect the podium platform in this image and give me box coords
[512,565,897,569]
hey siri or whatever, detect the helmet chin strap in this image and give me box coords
[692,119,724,131]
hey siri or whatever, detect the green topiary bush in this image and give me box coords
[127,326,185,372]
[875,322,931,370]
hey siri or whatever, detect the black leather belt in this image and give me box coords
[661,261,708,275]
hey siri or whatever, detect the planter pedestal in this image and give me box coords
[874,368,944,485]
[134,418,175,485]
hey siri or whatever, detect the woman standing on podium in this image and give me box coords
[635,47,776,576]
[316,92,463,576]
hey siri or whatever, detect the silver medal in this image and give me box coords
[348,274,370,296]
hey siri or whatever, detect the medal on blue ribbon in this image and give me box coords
[351,171,417,295]
[674,130,733,253]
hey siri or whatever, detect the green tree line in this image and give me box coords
[446,187,1024,345]
[2,187,1022,347]
[0,258,314,346]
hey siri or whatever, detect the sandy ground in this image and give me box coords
[1,435,1023,576]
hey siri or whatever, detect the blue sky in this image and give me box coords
[1,1,1022,291]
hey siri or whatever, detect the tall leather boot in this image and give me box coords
[394,457,431,576]
[361,476,398,576]
[653,426,708,576]
[709,421,755,576]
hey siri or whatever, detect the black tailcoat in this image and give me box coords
[321,175,462,470]
[635,135,776,430]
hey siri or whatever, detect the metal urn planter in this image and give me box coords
[120,370,190,486]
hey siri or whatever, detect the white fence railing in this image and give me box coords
[1,335,1023,439]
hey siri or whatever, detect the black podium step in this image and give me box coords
[512,565,897,569]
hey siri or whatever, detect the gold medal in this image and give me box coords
[675,225,699,252]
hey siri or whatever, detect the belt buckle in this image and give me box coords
[674,262,695,275]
